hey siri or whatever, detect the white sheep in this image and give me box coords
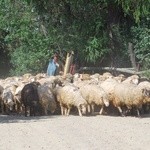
[1,87,15,114]
[138,81,150,103]
[37,75,63,89]
[35,73,46,80]
[113,83,149,117]
[100,78,120,102]
[79,73,91,81]
[79,84,109,115]
[102,72,113,79]
[138,81,150,112]
[138,81,150,89]
[55,84,87,116]
[113,74,125,83]
[122,74,139,85]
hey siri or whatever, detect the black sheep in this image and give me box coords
[21,82,40,117]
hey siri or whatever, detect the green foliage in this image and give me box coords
[131,26,150,78]
[0,0,149,76]
[85,36,110,63]
[116,0,150,22]
[0,0,55,75]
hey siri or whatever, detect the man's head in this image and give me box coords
[53,53,59,62]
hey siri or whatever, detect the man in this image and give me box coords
[47,53,60,76]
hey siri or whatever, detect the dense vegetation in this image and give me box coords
[0,0,149,77]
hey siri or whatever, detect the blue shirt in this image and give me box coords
[47,59,57,76]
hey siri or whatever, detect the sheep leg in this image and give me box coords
[60,106,64,115]
[30,107,32,116]
[25,106,27,117]
[136,109,141,117]
[67,107,71,116]
[20,105,25,115]
[87,104,91,113]
[60,104,65,115]
[117,106,125,117]
[91,104,95,114]
[78,107,83,116]
[14,103,18,112]
[99,106,104,115]
[19,105,23,114]
[30,107,35,116]
[5,105,9,115]
[1,100,5,115]
[64,108,68,116]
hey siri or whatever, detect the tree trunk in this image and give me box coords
[128,42,137,71]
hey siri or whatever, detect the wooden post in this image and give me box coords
[63,51,74,76]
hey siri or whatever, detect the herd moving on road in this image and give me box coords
[0,72,150,117]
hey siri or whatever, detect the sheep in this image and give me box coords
[98,78,124,115]
[35,73,46,80]
[138,81,150,89]
[137,81,150,101]
[73,80,91,89]
[1,87,15,114]
[55,84,87,116]
[54,75,73,87]
[37,75,63,89]
[113,74,125,83]
[73,73,81,82]
[22,73,32,79]
[79,73,91,81]
[63,73,74,82]
[100,78,119,102]
[122,74,139,85]
[90,73,100,79]
[112,83,149,117]
[102,72,113,79]
[138,81,150,113]
[79,84,109,115]
[22,73,36,83]
[100,75,140,105]
[1,82,18,114]
[37,84,57,115]
[21,82,40,117]
[14,83,25,114]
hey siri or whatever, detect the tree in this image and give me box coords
[0,0,55,75]
[0,0,149,76]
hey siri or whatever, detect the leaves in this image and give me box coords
[0,0,150,76]
[131,26,150,78]
[116,0,150,23]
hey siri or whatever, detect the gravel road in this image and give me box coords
[0,115,150,150]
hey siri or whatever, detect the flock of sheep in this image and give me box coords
[0,72,150,117]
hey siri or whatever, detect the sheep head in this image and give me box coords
[142,88,150,98]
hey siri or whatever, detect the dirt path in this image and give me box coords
[0,115,150,150]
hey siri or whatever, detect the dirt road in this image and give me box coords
[0,115,150,150]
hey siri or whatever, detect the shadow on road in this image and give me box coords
[0,114,59,124]
[0,112,150,124]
